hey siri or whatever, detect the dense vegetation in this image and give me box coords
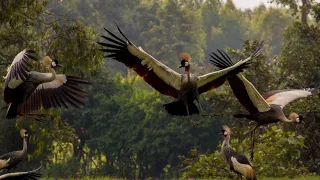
[0,0,319,179]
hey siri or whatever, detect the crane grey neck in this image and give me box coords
[221,136,231,152]
[21,138,28,156]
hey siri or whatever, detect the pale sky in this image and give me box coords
[231,0,320,9]
[230,0,275,9]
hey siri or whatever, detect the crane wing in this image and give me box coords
[98,25,180,99]
[262,88,318,109]
[4,49,38,89]
[227,74,270,113]
[0,166,42,180]
[17,75,90,115]
[198,41,264,94]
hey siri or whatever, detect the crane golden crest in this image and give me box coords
[179,52,191,62]
[42,56,52,66]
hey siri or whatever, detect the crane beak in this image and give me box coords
[179,65,184,68]
[57,64,63,67]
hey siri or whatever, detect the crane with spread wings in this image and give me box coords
[2,50,90,119]
[210,49,318,159]
[98,24,264,126]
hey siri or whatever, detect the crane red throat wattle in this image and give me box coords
[184,67,190,72]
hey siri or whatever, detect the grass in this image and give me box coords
[40,176,320,180]
[260,176,320,180]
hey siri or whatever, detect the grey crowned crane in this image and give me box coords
[220,125,257,180]
[3,49,90,119]
[98,25,264,125]
[0,129,28,172]
[210,50,318,159]
[0,166,41,180]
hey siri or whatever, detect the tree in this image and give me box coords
[270,0,317,24]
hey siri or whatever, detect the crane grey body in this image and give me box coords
[0,129,28,172]
[220,126,257,180]
[238,104,285,125]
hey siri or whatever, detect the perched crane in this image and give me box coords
[220,125,257,180]
[98,24,264,125]
[0,129,28,172]
[3,49,90,119]
[0,166,41,180]
[210,50,318,159]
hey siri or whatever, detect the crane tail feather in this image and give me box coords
[6,103,18,119]
[163,101,199,116]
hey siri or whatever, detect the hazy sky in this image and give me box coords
[231,0,274,9]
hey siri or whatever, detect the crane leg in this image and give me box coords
[184,100,198,127]
[250,125,259,161]
[196,99,219,118]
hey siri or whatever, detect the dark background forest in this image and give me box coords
[0,0,319,179]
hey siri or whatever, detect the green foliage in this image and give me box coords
[0,0,319,179]
[181,124,311,179]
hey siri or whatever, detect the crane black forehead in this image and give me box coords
[181,60,186,64]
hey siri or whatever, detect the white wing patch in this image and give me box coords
[5,50,26,76]
[0,158,10,170]
[231,157,255,179]
[5,50,28,88]
[266,89,313,109]
[38,74,67,90]
[128,44,182,90]
[237,74,270,112]
[7,77,24,89]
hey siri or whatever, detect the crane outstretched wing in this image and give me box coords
[207,43,269,113]
[198,41,264,95]
[17,75,90,115]
[4,49,38,89]
[0,166,42,180]
[262,88,318,109]
[98,25,181,99]
[227,74,270,113]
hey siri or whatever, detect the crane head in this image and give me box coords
[42,56,62,68]
[289,112,304,125]
[51,59,63,68]
[221,125,231,139]
[179,52,191,69]
[20,129,28,138]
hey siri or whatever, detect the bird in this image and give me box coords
[0,166,42,180]
[98,24,264,125]
[210,49,319,159]
[3,49,90,119]
[220,125,257,180]
[0,129,28,172]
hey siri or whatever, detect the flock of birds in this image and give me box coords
[0,24,317,180]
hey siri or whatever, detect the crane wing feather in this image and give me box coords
[262,88,317,109]
[198,41,264,95]
[228,74,270,113]
[17,75,90,115]
[0,166,42,180]
[4,50,38,89]
[98,25,180,99]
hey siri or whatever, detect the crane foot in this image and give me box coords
[190,120,199,127]
[201,113,220,118]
